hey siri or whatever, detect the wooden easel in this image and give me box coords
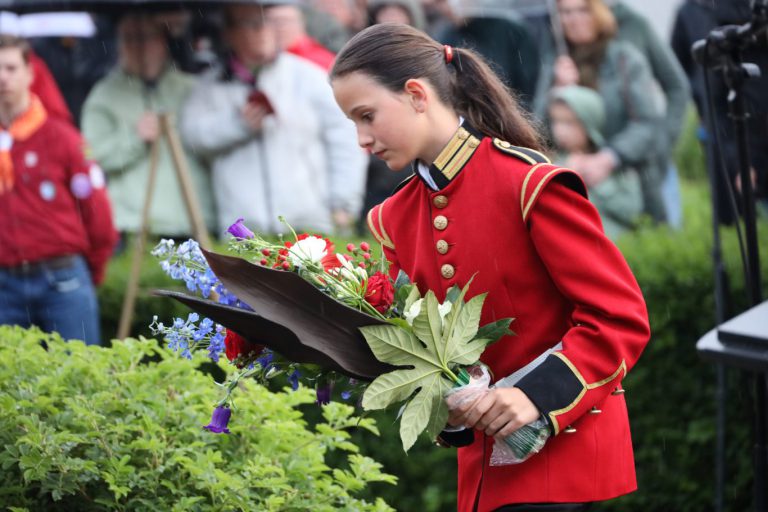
[116,112,212,339]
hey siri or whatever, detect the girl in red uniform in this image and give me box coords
[330,24,650,512]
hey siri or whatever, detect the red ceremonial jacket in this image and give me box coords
[0,97,117,284]
[367,125,650,510]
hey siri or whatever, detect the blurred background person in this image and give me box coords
[548,85,643,239]
[0,36,117,345]
[31,13,117,127]
[431,0,540,110]
[606,0,690,228]
[368,0,426,29]
[181,1,366,236]
[265,0,336,71]
[534,0,665,223]
[671,0,768,223]
[81,13,216,240]
[313,0,369,34]
[0,11,77,124]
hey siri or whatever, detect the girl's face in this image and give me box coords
[558,0,598,45]
[332,71,425,171]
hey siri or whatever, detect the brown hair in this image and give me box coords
[0,36,31,64]
[330,23,545,152]
[572,0,617,39]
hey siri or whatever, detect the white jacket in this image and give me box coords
[180,52,367,235]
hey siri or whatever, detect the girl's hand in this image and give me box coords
[448,387,541,439]
[553,56,580,86]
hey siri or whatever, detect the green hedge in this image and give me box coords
[0,327,396,511]
[601,182,768,512]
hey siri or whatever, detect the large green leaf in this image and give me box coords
[359,275,517,452]
[476,318,515,344]
[424,379,453,441]
[411,292,443,357]
[448,294,485,344]
[359,324,438,368]
[447,338,491,366]
[440,279,476,362]
[442,293,485,365]
[398,372,448,452]
[362,366,441,411]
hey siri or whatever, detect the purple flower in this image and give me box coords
[203,406,231,434]
[316,383,333,405]
[227,218,255,240]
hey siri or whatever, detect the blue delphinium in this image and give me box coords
[149,313,225,361]
[288,369,301,391]
[152,239,239,303]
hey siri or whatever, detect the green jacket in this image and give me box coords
[610,1,691,154]
[535,40,666,222]
[81,68,216,236]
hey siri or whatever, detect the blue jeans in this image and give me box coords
[0,255,101,345]
[662,164,683,229]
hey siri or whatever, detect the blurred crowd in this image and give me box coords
[1,0,767,343]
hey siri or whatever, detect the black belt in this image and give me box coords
[2,255,79,276]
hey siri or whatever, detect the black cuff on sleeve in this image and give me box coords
[515,355,584,417]
[436,428,475,448]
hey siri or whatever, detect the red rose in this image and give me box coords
[364,272,395,313]
[224,329,263,366]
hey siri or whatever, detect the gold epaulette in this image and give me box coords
[492,138,551,165]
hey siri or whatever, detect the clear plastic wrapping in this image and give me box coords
[444,365,550,465]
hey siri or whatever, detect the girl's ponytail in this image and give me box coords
[331,24,545,152]
[450,47,545,152]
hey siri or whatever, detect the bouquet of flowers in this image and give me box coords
[152,217,548,461]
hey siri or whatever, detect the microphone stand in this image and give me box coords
[693,1,767,508]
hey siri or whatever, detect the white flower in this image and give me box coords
[331,253,366,283]
[404,299,423,326]
[438,301,452,322]
[288,236,327,267]
[404,298,452,327]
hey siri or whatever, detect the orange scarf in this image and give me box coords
[0,96,48,194]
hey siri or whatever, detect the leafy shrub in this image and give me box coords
[0,327,395,511]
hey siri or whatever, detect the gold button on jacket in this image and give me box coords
[433,195,448,208]
[436,239,449,254]
[441,264,455,279]
[433,215,448,230]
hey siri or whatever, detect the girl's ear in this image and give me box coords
[403,78,429,113]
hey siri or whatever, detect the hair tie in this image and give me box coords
[443,45,454,64]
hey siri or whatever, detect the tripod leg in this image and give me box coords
[161,113,212,249]
[117,138,161,340]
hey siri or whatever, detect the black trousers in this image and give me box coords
[493,504,591,512]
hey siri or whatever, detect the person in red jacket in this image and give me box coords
[29,50,73,125]
[265,1,336,71]
[331,24,650,511]
[0,35,117,345]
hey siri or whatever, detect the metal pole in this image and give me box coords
[117,138,161,340]
[161,113,212,249]
[546,0,568,56]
